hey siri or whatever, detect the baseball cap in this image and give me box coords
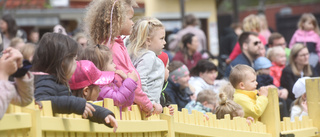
[69,60,114,90]
[254,57,272,70]
[292,77,309,98]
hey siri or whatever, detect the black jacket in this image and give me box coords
[34,75,115,127]
[164,79,191,111]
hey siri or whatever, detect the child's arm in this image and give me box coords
[11,72,34,107]
[0,80,17,119]
[99,78,137,107]
[87,103,117,129]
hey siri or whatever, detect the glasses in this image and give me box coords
[253,41,262,46]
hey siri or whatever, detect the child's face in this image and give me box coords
[241,71,257,91]
[187,36,199,53]
[148,27,166,56]
[303,19,314,31]
[85,85,101,101]
[106,56,116,72]
[199,70,217,85]
[120,6,134,35]
[274,51,286,66]
[176,74,190,89]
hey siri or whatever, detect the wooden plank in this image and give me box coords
[281,127,318,137]
[41,101,53,117]
[0,113,31,130]
[160,114,174,137]
[305,78,320,137]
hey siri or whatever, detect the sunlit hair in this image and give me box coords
[78,45,111,71]
[266,46,285,62]
[289,43,312,76]
[196,90,217,105]
[242,14,261,32]
[257,14,268,30]
[9,37,24,48]
[229,64,256,88]
[20,43,36,62]
[216,92,244,120]
[84,0,137,45]
[218,82,235,100]
[32,33,79,85]
[297,13,320,34]
[128,17,164,57]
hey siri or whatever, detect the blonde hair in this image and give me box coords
[9,37,24,48]
[290,43,312,76]
[298,13,320,34]
[219,82,235,100]
[84,0,137,45]
[73,32,86,42]
[257,14,268,30]
[216,92,243,119]
[196,90,217,105]
[266,46,285,62]
[242,14,261,32]
[128,17,164,57]
[78,45,111,71]
[229,64,256,88]
[20,43,35,61]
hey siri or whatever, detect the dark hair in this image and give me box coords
[168,61,184,72]
[1,14,18,39]
[72,85,95,100]
[32,33,79,85]
[238,31,259,50]
[268,32,283,46]
[190,59,217,76]
[78,45,110,71]
[181,33,195,62]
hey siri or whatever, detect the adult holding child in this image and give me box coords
[280,43,318,101]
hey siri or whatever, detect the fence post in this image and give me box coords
[22,108,41,137]
[306,78,320,137]
[260,88,281,137]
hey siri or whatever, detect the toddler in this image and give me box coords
[290,77,309,121]
[267,46,286,87]
[185,90,218,114]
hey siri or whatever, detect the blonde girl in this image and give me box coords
[267,46,286,87]
[129,17,166,114]
[289,13,320,68]
[84,0,154,116]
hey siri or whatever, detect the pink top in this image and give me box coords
[107,37,153,112]
[289,29,320,59]
[229,34,267,60]
[269,62,285,87]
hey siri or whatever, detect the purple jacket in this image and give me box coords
[289,29,320,58]
[97,78,137,108]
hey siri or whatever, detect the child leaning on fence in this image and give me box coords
[84,0,154,116]
[32,33,117,132]
[78,45,138,108]
[229,64,270,121]
[0,47,34,119]
[185,90,218,114]
[128,17,167,115]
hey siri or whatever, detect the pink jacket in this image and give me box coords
[289,29,320,58]
[0,72,34,119]
[98,78,137,108]
[107,37,153,112]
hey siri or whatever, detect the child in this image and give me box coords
[267,46,286,87]
[32,33,118,132]
[254,57,274,89]
[218,82,235,100]
[290,77,309,121]
[185,90,218,114]
[69,60,114,101]
[229,64,269,121]
[0,47,34,119]
[20,43,36,62]
[84,0,154,115]
[129,17,166,114]
[216,92,254,125]
[289,13,320,68]
[9,37,25,50]
[165,61,193,111]
[78,45,138,108]
[158,52,174,115]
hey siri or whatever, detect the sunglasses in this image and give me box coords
[253,41,262,46]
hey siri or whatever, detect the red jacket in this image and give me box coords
[172,51,203,70]
[269,62,285,87]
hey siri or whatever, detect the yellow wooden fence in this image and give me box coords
[1,78,320,137]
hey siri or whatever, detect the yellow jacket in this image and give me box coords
[233,89,268,121]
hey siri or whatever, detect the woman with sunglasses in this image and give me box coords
[280,43,318,104]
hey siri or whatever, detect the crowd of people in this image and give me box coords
[0,0,319,132]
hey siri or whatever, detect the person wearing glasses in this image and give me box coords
[268,32,291,64]
[224,32,262,78]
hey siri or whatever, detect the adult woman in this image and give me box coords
[0,14,27,50]
[280,43,318,101]
[172,33,202,70]
[189,59,222,96]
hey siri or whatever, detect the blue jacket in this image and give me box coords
[164,79,191,111]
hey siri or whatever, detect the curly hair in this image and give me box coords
[84,0,137,45]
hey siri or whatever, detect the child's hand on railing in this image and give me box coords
[105,115,118,133]
[301,100,308,112]
[82,103,95,118]
[278,88,288,100]
[115,70,127,79]
[153,103,163,114]
[258,86,269,97]
[127,71,138,82]
[246,117,254,125]
[168,105,174,115]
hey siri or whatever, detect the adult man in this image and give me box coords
[169,14,207,52]
[268,32,291,62]
[224,32,262,78]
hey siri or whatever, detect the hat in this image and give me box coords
[69,60,114,90]
[254,57,272,70]
[292,77,309,98]
[158,52,169,67]
[53,24,67,35]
